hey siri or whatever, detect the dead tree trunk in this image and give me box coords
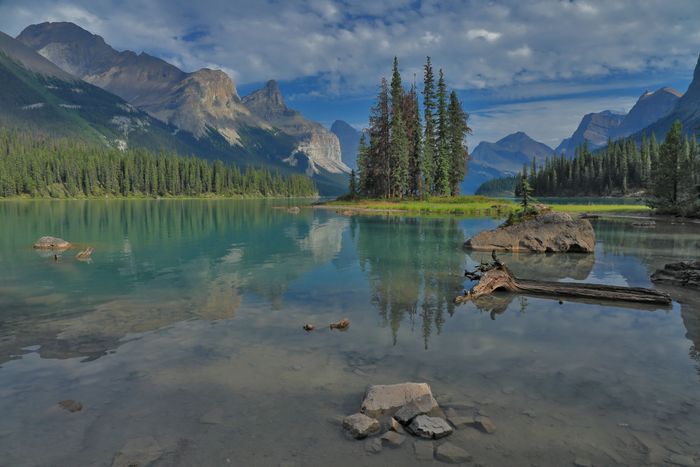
[456,254,672,305]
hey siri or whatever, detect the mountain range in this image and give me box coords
[555,87,682,155]
[3,21,350,194]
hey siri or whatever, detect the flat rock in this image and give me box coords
[435,442,471,464]
[58,399,82,413]
[343,413,380,439]
[472,415,496,434]
[364,437,382,454]
[361,382,437,417]
[111,437,164,467]
[390,417,406,434]
[413,441,434,461]
[651,260,700,289]
[447,414,475,429]
[394,394,439,425]
[407,415,453,439]
[464,212,595,253]
[33,236,71,250]
[380,430,406,447]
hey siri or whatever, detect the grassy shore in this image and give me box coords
[322,196,651,216]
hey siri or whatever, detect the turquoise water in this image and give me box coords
[0,200,698,466]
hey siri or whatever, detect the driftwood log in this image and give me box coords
[456,252,672,305]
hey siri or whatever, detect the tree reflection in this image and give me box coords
[355,216,464,348]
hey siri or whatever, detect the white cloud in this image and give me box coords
[465,28,502,42]
[507,45,532,59]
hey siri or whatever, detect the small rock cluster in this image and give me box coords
[342,382,495,463]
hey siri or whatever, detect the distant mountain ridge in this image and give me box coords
[330,120,362,169]
[15,21,349,188]
[460,131,553,194]
[556,87,682,155]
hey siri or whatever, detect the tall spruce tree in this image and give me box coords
[389,57,409,197]
[422,57,436,195]
[650,121,689,211]
[435,69,450,196]
[367,78,391,197]
[357,133,369,195]
[447,90,470,195]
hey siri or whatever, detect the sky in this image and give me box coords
[1,0,699,148]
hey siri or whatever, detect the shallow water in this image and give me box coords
[0,200,698,466]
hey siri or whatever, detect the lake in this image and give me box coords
[0,200,698,466]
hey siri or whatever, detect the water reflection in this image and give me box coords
[355,216,465,348]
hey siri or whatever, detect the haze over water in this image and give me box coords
[0,200,698,466]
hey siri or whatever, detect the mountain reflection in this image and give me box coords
[355,216,465,348]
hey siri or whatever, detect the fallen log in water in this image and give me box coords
[456,253,672,305]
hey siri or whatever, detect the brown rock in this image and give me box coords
[435,442,471,463]
[33,236,71,250]
[380,430,406,447]
[343,413,380,439]
[58,399,82,412]
[407,415,453,439]
[651,260,700,289]
[472,415,496,434]
[464,212,595,253]
[394,394,440,425]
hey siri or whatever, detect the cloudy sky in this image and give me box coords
[1,0,699,147]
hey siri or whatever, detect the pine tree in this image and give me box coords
[357,133,369,195]
[422,57,436,194]
[435,69,450,196]
[389,57,409,197]
[447,90,470,195]
[349,169,358,199]
[650,121,689,211]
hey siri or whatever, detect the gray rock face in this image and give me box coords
[651,261,700,289]
[407,415,453,439]
[394,394,439,425]
[342,413,380,439]
[464,212,595,253]
[33,236,71,250]
[435,442,471,463]
[330,120,362,170]
[361,382,438,418]
[243,81,349,175]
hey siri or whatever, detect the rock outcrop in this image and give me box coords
[243,80,349,175]
[33,236,71,250]
[464,212,595,253]
[360,382,438,418]
[651,261,700,289]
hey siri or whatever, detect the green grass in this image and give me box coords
[325,196,651,217]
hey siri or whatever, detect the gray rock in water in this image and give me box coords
[343,413,380,439]
[472,415,496,434]
[394,394,438,425]
[33,236,71,250]
[413,441,434,461]
[464,212,595,253]
[111,437,164,467]
[435,442,471,464]
[380,430,406,447]
[361,382,437,418]
[364,437,382,454]
[666,454,697,467]
[651,260,700,289]
[58,399,82,413]
[407,415,453,439]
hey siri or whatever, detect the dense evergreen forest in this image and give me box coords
[475,176,517,196]
[353,57,471,199]
[517,121,699,215]
[0,129,317,198]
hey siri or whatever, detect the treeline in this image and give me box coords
[475,176,517,196]
[354,57,471,198]
[515,121,699,215]
[0,129,317,198]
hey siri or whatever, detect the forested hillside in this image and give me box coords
[0,129,316,198]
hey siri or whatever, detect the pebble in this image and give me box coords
[58,400,82,413]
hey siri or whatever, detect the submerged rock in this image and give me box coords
[413,441,434,461]
[651,261,700,289]
[361,382,437,418]
[464,212,595,253]
[343,413,380,439]
[58,399,82,413]
[111,437,164,467]
[407,415,453,439]
[364,437,382,454]
[33,236,71,250]
[380,430,406,447]
[472,415,496,434]
[435,442,471,464]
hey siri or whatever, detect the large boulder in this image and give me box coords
[361,383,438,418]
[651,261,700,289]
[464,212,595,253]
[33,236,71,250]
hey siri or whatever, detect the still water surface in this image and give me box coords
[0,200,698,466]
